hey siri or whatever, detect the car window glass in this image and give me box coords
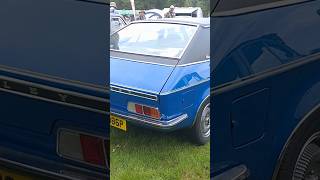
[110,23,197,58]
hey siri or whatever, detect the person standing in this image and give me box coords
[165,5,176,18]
[136,10,146,21]
[110,2,117,14]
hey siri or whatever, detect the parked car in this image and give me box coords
[110,18,210,144]
[164,7,204,18]
[145,9,164,20]
[111,13,127,34]
[211,0,320,179]
[0,1,108,179]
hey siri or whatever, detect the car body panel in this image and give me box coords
[110,56,175,94]
[0,0,108,179]
[211,0,320,179]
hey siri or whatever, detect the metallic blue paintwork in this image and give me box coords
[111,57,210,130]
[110,57,175,93]
[0,0,108,178]
[211,1,320,179]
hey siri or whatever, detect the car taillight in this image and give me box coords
[58,129,108,168]
[80,135,106,166]
[128,102,161,119]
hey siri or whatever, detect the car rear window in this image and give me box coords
[110,22,197,59]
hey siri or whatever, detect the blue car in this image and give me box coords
[110,18,210,144]
[0,1,108,179]
[211,0,320,179]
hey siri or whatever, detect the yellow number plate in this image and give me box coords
[0,169,34,180]
[110,115,127,131]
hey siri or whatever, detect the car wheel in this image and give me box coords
[190,99,210,145]
[276,119,320,180]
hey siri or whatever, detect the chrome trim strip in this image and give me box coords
[0,75,108,114]
[212,53,320,95]
[0,157,77,180]
[110,56,176,67]
[212,0,310,17]
[111,79,209,98]
[110,23,200,59]
[0,64,107,92]
[56,128,109,170]
[177,60,210,67]
[271,102,320,180]
[110,56,209,67]
[110,85,158,101]
[111,112,188,129]
[111,49,180,60]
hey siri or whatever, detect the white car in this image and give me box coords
[163,7,203,18]
[145,9,164,20]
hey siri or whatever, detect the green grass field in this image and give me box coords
[110,125,210,180]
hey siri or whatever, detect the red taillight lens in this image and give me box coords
[135,104,143,114]
[128,102,161,119]
[80,135,106,166]
[58,129,108,168]
[143,106,151,115]
[143,106,161,119]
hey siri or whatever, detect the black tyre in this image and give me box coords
[276,119,320,180]
[189,98,210,145]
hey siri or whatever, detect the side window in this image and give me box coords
[215,56,240,86]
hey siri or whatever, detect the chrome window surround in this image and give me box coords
[110,56,210,67]
[212,52,320,95]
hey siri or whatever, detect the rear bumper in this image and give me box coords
[111,111,188,130]
[0,146,107,180]
[212,165,249,180]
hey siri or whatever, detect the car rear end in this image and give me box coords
[110,54,186,131]
[110,20,200,131]
[0,0,108,179]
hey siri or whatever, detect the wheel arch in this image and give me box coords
[191,89,210,127]
[272,102,320,180]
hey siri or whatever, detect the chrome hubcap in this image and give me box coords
[293,132,320,180]
[200,103,210,138]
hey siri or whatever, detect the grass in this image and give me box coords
[110,125,210,180]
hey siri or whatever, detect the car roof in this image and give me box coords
[132,18,210,27]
